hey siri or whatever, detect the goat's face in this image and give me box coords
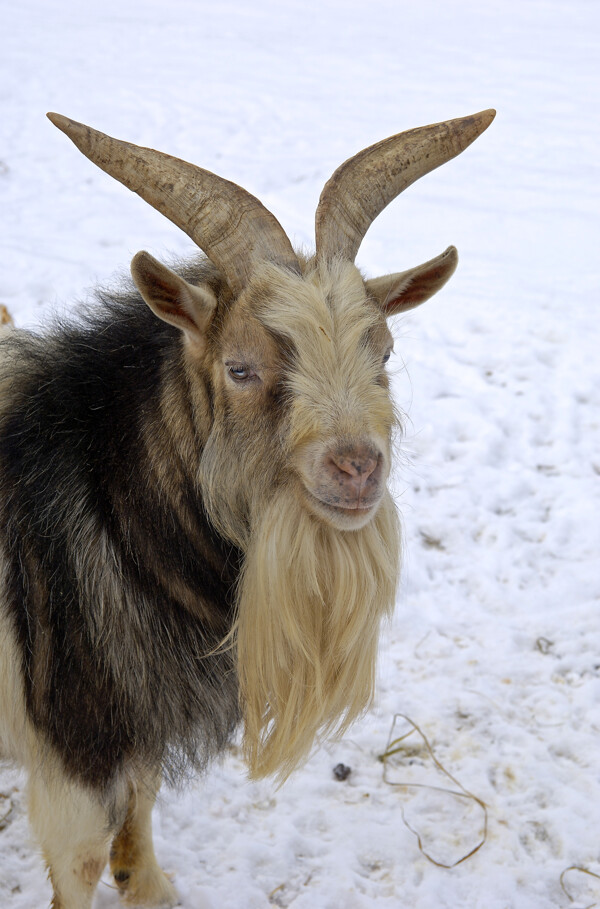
[131,243,462,548]
[211,259,395,534]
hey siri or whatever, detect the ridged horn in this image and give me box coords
[315,109,496,263]
[47,113,300,295]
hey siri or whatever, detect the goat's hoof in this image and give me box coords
[113,864,179,907]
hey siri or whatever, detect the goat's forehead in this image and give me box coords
[222,261,390,359]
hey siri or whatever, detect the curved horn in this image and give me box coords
[315,109,496,263]
[47,113,300,295]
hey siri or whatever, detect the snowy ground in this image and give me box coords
[1,0,599,906]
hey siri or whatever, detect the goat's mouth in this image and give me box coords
[302,487,381,530]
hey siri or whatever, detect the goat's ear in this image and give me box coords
[131,251,217,340]
[366,246,458,316]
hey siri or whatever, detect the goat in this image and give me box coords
[0,109,494,908]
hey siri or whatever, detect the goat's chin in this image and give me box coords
[235,483,400,782]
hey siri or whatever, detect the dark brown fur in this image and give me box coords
[0,260,242,789]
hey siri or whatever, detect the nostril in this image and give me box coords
[330,455,377,480]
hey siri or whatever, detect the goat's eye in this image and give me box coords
[382,350,392,366]
[228,365,254,382]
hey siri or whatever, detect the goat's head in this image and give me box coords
[48,110,495,778]
[48,111,493,540]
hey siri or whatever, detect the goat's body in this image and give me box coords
[0,110,493,907]
[0,267,241,792]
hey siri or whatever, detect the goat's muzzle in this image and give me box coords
[300,440,386,529]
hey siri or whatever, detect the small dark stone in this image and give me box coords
[333,763,352,781]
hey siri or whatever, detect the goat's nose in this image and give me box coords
[330,451,377,481]
[328,446,381,491]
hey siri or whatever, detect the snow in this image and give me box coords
[1,0,599,906]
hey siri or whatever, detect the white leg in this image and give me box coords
[28,769,113,909]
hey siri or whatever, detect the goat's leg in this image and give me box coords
[110,773,178,907]
[27,770,114,909]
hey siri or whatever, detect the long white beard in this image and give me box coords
[235,484,400,780]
